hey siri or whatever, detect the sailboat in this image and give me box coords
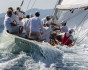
[0,0,88,52]
[0,0,62,48]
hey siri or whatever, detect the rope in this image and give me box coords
[30,0,37,10]
[52,0,59,15]
[58,11,68,24]
[20,0,24,8]
[26,0,37,14]
[77,36,86,44]
[75,12,88,31]
[26,0,32,12]
[76,30,88,44]
[74,12,88,42]
[60,9,84,24]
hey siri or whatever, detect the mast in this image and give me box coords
[52,0,63,23]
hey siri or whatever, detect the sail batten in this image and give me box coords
[56,4,88,10]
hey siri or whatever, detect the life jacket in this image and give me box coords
[62,32,72,46]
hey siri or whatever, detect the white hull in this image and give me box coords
[0,31,48,53]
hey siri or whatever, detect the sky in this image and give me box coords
[0,0,57,13]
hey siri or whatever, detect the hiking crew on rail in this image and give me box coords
[4,7,75,46]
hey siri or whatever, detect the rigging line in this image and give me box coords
[52,0,63,23]
[75,12,88,31]
[75,12,88,33]
[77,30,88,44]
[74,12,88,43]
[78,36,86,44]
[58,11,68,24]
[30,0,37,10]
[77,36,86,44]
[20,0,24,8]
[26,0,32,12]
[52,0,59,15]
[60,9,84,23]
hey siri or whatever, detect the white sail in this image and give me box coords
[57,0,88,24]
[57,0,88,23]
[57,4,88,10]
[61,0,88,5]
[57,0,88,35]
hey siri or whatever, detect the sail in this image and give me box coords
[56,0,88,24]
[61,0,88,5]
[56,0,88,23]
[56,4,88,10]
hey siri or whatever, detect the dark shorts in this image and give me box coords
[30,32,40,40]
[8,26,19,34]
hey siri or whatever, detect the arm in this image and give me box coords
[39,20,44,35]
[19,11,25,14]
[10,23,17,26]
[8,18,18,26]
[60,27,63,33]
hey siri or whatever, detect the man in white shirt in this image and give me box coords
[14,11,19,23]
[42,17,47,26]
[40,27,53,42]
[60,22,68,33]
[4,11,19,34]
[42,16,51,27]
[5,7,19,25]
[29,12,44,40]
[16,7,25,18]
[22,15,30,34]
[17,17,23,34]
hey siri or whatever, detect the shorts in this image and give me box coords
[8,26,19,34]
[30,32,40,40]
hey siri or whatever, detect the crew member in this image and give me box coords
[62,29,74,46]
[5,7,16,23]
[29,11,44,41]
[18,17,23,34]
[16,7,25,18]
[42,16,51,27]
[60,22,68,33]
[4,11,19,34]
[22,15,30,34]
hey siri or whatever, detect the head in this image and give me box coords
[14,11,18,15]
[7,10,12,17]
[26,15,30,19]
[61,21,67,26]
[69,29,75,34]
[19,17,23,21]
[8,7,13,12]
[17,7,21,11]
[46,16,51,21]
[35,11,40,17]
